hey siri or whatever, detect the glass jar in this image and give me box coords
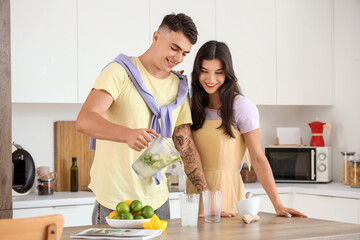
[167,164,179,187]
[240,166,257,183]
[341,152,355,185]
[37,178,55,195]
[350,159,360,188]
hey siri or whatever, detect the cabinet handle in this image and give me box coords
[52,206,77,209]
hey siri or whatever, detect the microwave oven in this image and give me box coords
[265,146,332,183]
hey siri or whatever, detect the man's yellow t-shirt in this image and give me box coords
[88,57,192,210]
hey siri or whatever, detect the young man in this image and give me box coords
[76,13,208,224]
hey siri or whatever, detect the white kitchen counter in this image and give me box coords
[245,182,360,199]
[12,191,96,209]
[13,190,183,209]
[13,182,360,210]
[168,182,360,200]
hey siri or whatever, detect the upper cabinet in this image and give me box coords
[150,0,216,79]
[216,0,333,105]
[77,0,150,103]
[11,0,77,103]
[10,0,333,105]
[216,0,277,105]
[276,0,333,105]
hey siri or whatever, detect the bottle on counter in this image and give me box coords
[166,163,179,187]
[350,159,360,188]
[70,157,78,192]
[341,152,355,185]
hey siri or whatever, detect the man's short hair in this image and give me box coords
[158,13,198,45]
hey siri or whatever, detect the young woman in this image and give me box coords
[186,40,307,218]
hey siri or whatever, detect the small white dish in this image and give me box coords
[105,217,148,229]
[236,197,260,216]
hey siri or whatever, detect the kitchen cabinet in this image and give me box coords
[276,0,333,105]
[291,193,359,224]
[149,0,216,78]
[13,204,94,227]
[254,193,290,213]
[10,0,77,103]
[77,0,150,103]
[216,0,277,105]
[169,199,180,219]
[10,0,333,105]
[255,193,360,224]
[216,0,333,105]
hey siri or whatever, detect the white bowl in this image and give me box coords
[236,197,260,217]
[105,217,148,229]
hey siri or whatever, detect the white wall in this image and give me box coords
[11,0,360,185]
[12,103,82,171]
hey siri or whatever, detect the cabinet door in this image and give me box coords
[169,199,180,219]
[149,0,216,79]
[77,0,150,103]
[13,204,94,227]
[254,193,290,213]
[10,0,77,103]
[276,0,333,105]
[216,0,277,105]
[292,194,359,224]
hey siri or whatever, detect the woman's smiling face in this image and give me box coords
[199,59,226,95]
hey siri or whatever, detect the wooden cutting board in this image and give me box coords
[54,121,95,191]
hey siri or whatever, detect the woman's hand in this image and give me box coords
[275,206,308,218]
[198,209,236,218]
[220,211,236,218]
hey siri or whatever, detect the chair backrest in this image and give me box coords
[0,214,64,240]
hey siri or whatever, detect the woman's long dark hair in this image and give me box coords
[191,40,242,138]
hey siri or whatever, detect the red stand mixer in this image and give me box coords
[308,117,331,146]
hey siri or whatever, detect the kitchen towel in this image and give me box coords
[90,54,189,184]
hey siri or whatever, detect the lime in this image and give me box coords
[111,215,121,219]
[141,205,155,219]
[130,200,143,213]
[151,160,164,168]
[120,212,134,220]
[134,214,145,220]
[116,202,130,215]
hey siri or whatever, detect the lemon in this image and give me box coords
[108,210,119,219]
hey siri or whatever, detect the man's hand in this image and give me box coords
[173,124,208,193]
[125,128,158,151]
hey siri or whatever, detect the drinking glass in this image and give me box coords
[202,190,222,223]
[179,193,200,227]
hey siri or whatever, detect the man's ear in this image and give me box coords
[152,31,160,43]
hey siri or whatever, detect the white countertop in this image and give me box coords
[244,182,360,199]
[13,182,360,210]
[13,191,96,209]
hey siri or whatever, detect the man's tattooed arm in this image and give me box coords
[173,124,208,193]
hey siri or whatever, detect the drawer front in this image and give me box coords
[13,204,94,227]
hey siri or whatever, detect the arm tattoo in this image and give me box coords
[173,124,208,193]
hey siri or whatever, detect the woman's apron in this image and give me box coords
[186,119,248,213]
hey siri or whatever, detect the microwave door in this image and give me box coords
[266,148,314,182]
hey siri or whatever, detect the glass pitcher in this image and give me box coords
[132,135,181,179]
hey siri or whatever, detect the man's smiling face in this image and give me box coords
[152,29,193,73]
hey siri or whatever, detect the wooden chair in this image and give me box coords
[0,214,64,240]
